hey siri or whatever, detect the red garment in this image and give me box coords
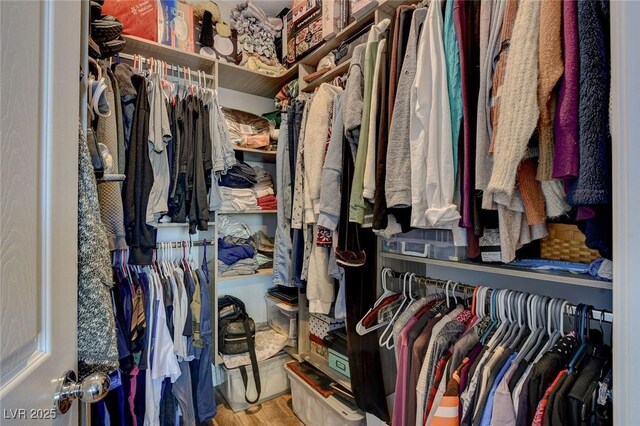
[532,369,568,426]
[257,194,277,210]
[424,352,453,424]
[361,294,402,327]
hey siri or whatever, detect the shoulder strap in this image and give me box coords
[239,316,261,404]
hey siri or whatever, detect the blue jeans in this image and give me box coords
[272,113,294,286]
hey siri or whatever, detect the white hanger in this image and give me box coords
[356,269,398,335]
[378,273,410,348]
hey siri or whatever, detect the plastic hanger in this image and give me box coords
[568,304,592,373]
[357,269,400,335]
[378,272,410,348]
[523,296,553,362]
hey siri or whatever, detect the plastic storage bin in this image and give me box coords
[285,363,365,426]
[382,229,467,261]
[328,348,350,378]
[265,296,298,347]
[220,352,293,412]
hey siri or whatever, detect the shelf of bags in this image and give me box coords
[217,210,277,215]
[301,59,351,93]
[218,268,274,282]
[379,252,613,290]
[155,221,216,228]
[232,146,278,163]
[218,61,299,98]
[300,351,351,391]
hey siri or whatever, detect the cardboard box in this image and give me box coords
[102,0,158,42]
[292,0,321,25]
[322,0,340,40]
[158,0,195,52]
[293,8,323,61]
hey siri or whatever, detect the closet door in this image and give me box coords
[0,1,81,424]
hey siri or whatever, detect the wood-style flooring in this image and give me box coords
[211,390,304,426]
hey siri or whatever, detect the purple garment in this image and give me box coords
[459,343,483,394]
[392,317,418,426]
[552,0,580,179]
[490,358,520,426]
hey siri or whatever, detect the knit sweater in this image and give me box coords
[568,0,611,206]
[77,127,119,379]
[537,0,564,181]
[488,0,541,199]
[343,44,366,161]
[552,0,580,179]
[385,7,429,209]
[303,83,343,224]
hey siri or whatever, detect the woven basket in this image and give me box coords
[541,223,600,264]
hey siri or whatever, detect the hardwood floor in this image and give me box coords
[211,390,304,426]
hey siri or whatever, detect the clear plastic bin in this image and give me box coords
[285,363,365,426]
[264,296,298,347]
[220,352,293,412]
[381,229,467,261]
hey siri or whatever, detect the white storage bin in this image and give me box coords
[265,296,298,347]
[220,352,293,412]
[382,229,467,261]
[285,363,365,426]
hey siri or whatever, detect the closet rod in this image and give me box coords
[385,268,613,323]
[155,239,211,249]
[116,52,216,82]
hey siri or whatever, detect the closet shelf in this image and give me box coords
[379,252,612,290]
[218,210,277,215]
[155,221,215,228]
[301,60,351,93]
[232,146,277,163]
[301,352,351,391]
[218,268,274,282]
[218,61,299,98]
[283,345,302,362]
[122,35,298,98]
[122,35,215,72]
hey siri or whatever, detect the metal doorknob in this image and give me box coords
[54,370,110,414]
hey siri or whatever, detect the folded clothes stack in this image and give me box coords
[220,187,258,212]
[253,166,277,210]
[217,237,259,277]
[219,161,257,188]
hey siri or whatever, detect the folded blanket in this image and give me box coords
[218,257,260,276]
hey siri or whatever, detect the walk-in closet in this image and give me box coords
[1,0,639,425]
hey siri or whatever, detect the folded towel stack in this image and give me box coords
[253,166,278,210]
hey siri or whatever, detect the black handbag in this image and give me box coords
[218,295,261,404]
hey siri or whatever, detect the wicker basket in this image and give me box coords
[541,223,600,264]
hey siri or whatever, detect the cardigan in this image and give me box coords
[487,0,541,200]
[537,0,564,181]
[552,0,580,179]
[77,126,119,379]
[385,7,429,209]
[568,0,611,206]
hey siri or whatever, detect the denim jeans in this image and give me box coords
[272,114,294,286]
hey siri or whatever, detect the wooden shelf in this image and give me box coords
[122,35,298,98]
[218,61,299,98]
[122,35,216,72]
[379,252,613,290]
[283,346,303,362]
[218,268,274,282]
[301,352,351,391]
[301,60,351,93]
[233,146,278,163]
[218,210,277,215]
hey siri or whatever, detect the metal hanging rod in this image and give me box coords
[115,53,216,82]
[155,239,211,249]
[384,268,613,323]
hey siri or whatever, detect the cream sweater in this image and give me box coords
[303,84,343,224]
[487,0,541,199]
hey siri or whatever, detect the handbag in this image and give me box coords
[218,295,262,404]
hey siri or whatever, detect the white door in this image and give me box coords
[0,1,82,424]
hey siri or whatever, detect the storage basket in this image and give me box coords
[541,223,600,264]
